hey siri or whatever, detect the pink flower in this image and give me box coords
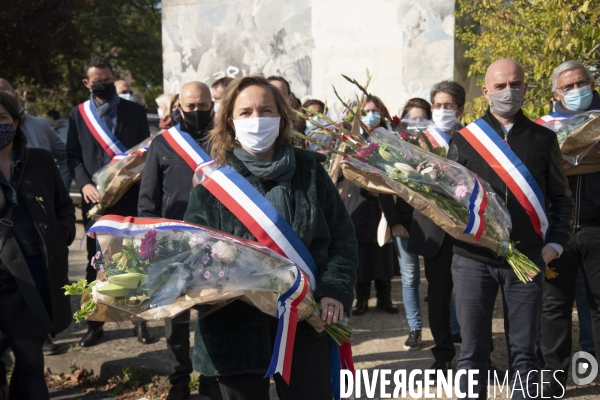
[218,271,225,278]
[91,257,96,268]
[204,271,211,279]
[454,185,469,200]
[98,265,104,272]
[94,251,101,259]
[356,142,379,162]
[202,253,210,265]
[140,230,159,260]
[198,264,204,271]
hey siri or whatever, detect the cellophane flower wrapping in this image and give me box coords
[542,111,600,175]
[88,136,156,217]
[73,218,327,333]
[394,116,449,158]
[341,128,541,283]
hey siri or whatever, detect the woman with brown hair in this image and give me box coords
[0,91,75,399]
[183,76,358,399]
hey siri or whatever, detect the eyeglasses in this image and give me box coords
[432,103,458,110]
[558,78,591,94]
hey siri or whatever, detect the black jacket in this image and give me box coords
[407,210,448,258]
[67,98,150,215]
[138,125,208,220]
[0,147,76,336]
[379,195,413,232]
[448,108,574,264]
[554,91,600,229]
[339,180,381,243]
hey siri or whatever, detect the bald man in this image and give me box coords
[138,80,220,399]
[447,59,574,399]
[115,80,133,101]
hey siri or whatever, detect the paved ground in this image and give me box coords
[10,209,597,399]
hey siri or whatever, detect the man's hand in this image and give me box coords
[541,244,559,265]
[391,224,409,238]
[82,183,99,204]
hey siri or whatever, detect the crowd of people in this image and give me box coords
[0,54,598,400]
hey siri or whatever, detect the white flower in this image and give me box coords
[211,241,238,264]
[394,163,418,173]
[188,233,208,248]
[420,166,437,180]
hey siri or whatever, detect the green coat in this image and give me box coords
[183,147,358,376]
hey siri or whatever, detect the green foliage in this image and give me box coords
[456,0,600,122]
[0,0,162,116]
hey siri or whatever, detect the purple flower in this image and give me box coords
[198,264,204,271]
[90,257,96,269]
[218,271,225,278]
[204,271,211,279]
[202,252,210,265]
[94,251,101,259]
[98,264,104,272]
[356,142,379,162]
[140,230,159,260]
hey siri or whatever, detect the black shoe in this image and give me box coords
[542,377,565,397]
[352,300,369,316]
[79,328,103,347]
[166,384,190,400]
[376,300,399,314]
[43,336,59,355]
[199,375,223,399]
[133,322,154,344]
[451,334,462,347]
[403,330,422,351]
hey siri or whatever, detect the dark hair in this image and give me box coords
[84,56,114,79]
[400,98,432,119]
[430,80,466,108]
[302,99,326,114]
[0,91,27,147]
[47,109,60,121]
[364,95,389,128]
[267,75,291,94]
[212,77,234,89]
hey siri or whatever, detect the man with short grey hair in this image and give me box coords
[541,60,600,397]
[551,61,599,113]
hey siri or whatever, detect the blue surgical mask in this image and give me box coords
[563,86,593,112]
[119,93,133,101]
[361,111,381,128]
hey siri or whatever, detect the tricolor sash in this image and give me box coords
[457,119,548,240]
[161,127,353,393]
[423,126,451,151]
[534,112,571,125]
[78,100,127,159]
[463,177,487,241]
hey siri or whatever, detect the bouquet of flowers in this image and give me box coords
[87,136,156,218]
[340,128,541,283]
[64,216,351,345]
[541,111,600,175]
[395,116,450,158]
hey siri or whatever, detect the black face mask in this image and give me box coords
[91,82,117,101]
[181,109,212,134]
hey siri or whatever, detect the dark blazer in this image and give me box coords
[448,108,574,263]
[184,148,358,377]
[138,132,205,220]
[67,98,149,214]
[379,195,413,232]
[0,147,76,336]
[407,210,448,258]
[340,180,380,243]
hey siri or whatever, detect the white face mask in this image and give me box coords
[213,102,221,113]
[118,93,133,101]
[432,109,458,132]
[233,117,281,154]
[157,108,165,118]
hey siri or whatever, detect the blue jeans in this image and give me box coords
[393,237,422,331]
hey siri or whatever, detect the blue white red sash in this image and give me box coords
[423,126,451,151]
[159,129,350,389]
[161,124,211,171]
[463,177,487,241]
[78,100,127,158]
[458,119,548,240]
[534,112,571,125]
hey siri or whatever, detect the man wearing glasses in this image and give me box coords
[541,61,600,397]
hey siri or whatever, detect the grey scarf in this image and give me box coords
[91,92,120,132]
[233,146,296,223]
